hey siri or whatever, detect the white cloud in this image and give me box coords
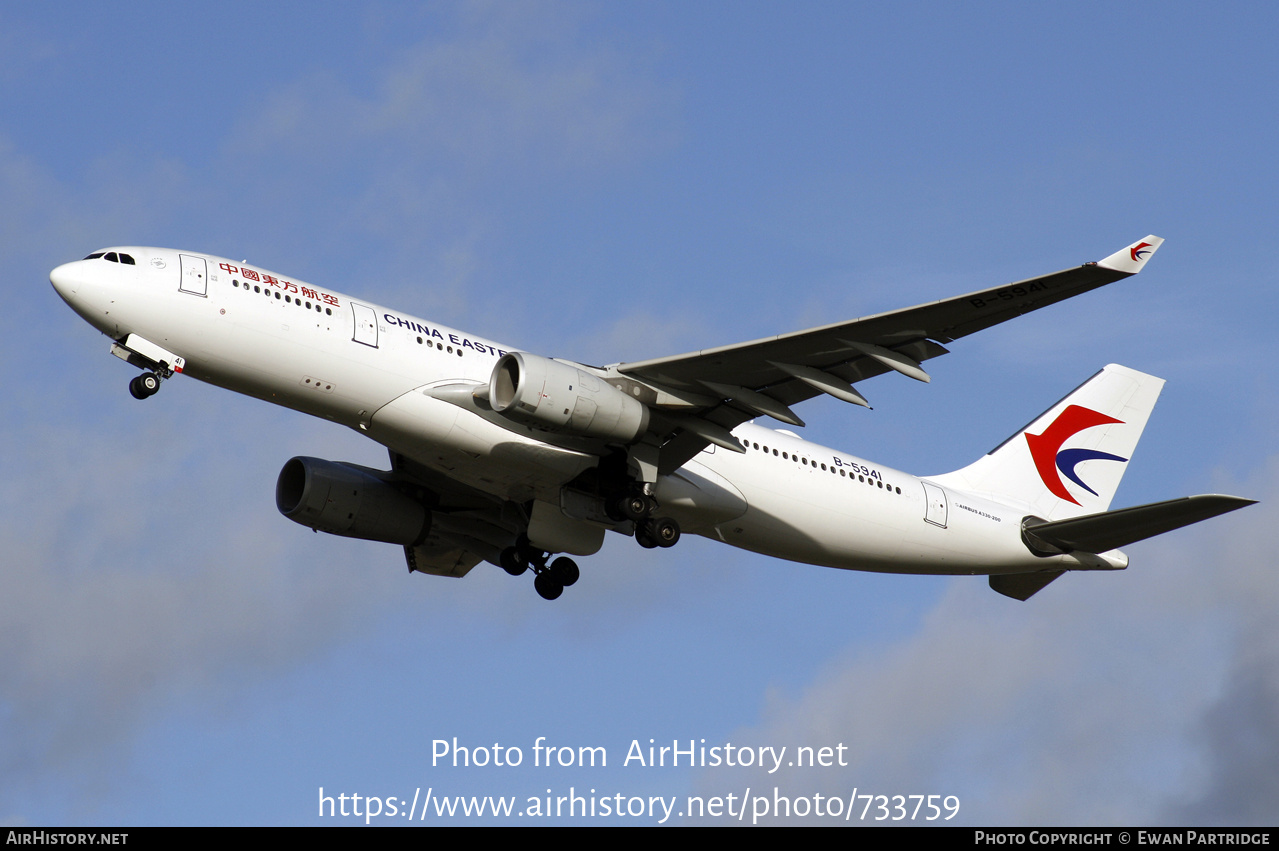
[691,460,1276,825]
[0,398,406,808]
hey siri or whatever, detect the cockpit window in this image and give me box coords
[84,251,136,264]
[83,251,134,263]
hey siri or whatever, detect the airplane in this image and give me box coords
[49,236,1254,602]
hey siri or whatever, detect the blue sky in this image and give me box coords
[4,1,1277,825]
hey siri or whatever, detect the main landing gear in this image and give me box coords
[128,371,162,400]
[495,488,681,602]
[635,516,680,549]
[606,491,681,551]
[499,537,580,601]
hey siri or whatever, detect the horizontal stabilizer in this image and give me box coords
[1022,494,1256,555]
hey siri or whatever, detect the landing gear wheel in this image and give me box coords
[652,516,681,548]
[534,572,564,601]
[549,556,579,587]
[499,546,528,576]
[635,523,659,549]
[635,517,680,549]
[516,539,545,570]
[129,372,160,400]
[613,494,650,522]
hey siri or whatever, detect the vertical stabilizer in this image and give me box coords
[931,364,1164,521]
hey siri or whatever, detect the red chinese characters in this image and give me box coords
[218,261,340,307]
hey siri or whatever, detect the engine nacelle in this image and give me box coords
[489,352,650,443]
[275,457,431,546]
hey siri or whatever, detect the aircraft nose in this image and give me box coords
[50,258,116,332]
[49,261,81,302]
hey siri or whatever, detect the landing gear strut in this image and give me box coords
[498,538,580,601]
[128,372,162,400]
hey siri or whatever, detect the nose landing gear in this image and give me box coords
[128,372,162,400]
[112,335,183,400]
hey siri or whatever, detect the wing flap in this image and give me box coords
[404,541,484,578]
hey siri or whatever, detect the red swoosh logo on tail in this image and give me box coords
[1025,405,1124,504]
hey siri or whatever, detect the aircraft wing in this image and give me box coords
[614,236,1163,472]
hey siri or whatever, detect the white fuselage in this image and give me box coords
[50,247,1095,578]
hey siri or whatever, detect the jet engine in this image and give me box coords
[489,352,649,443]
[275,456,431,546]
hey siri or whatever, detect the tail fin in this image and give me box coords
[931,364,1164,521]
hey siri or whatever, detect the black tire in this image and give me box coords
[499,547,527,576]
[652,517,681,548]
[635,523,658,549]
[128,375,148,400]
[534,572,563,600]
[604,497,625,521]
[619,494,649,522]
[550,556,579,587]
[140,373,160,395]
[517,540,546,570]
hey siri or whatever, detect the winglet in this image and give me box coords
[1097,235,1164,274]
